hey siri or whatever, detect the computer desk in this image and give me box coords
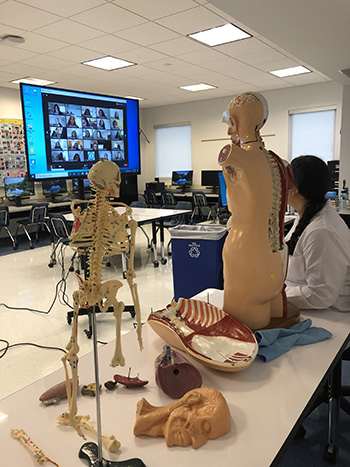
[65,206,192,268]
[1,289,349,467]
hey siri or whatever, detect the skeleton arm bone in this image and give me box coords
[125,218,143,351]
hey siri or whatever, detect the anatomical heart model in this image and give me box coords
[58,160,143,448]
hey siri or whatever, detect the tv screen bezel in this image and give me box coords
[20,83,141,181]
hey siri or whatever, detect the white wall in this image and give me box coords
[139,81,344,190]
[0,87,22,118]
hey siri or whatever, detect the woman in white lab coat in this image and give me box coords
[285,155,350,311]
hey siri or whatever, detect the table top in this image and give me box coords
[1,289,349,467]
[65,206,192,224]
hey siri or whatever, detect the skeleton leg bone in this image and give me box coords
[80,417,121,452]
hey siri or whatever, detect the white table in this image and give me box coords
[1,289,349,466]
[65,206,192,267]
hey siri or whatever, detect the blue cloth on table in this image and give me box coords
[254,319,332,362]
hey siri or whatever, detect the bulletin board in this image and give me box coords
[0,118,27,185]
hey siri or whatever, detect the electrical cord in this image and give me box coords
[0,242,74,315]
[0,339,66,359]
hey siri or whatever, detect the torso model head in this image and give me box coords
[222,92,268,146]
[88,160,121,197]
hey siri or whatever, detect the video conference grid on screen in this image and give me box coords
[45,97,128,172]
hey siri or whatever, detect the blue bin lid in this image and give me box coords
[169,224,227,240]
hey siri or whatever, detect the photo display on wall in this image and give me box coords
[0,119,27,185]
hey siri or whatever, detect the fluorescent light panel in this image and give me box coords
[269,65,311,78]
[188,23,251,46]
[10,77,56,85]
[83,56,135,71]
[125,95,146,101]
[180,83,217,92]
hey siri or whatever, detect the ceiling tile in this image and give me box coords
[149,36,205,56]
[155,5,224,35]
[15,0,106,17]
[21,55,74,70]
[0,0,59,31]
[216,37,270,57]
[71,3,147,34]
[238,49,288,66]
[0,61,46,77]
[106,0,199,21]
[200,56,247,73]
[18,32,69,54]
[118,47,169,64]
[178,47,227,65]
[79,35,140,56]
[34,19,104,44]
[0,45,38,62]
[115,22,180,46]
[48,45,101,63]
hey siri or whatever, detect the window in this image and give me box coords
[289,108,336,162]
[155,124,192,178]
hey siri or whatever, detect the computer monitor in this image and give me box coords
[4,176,35,206]
[73,178,92,193]
[218,171,228,207]
[201,170,220,192]
[42,178,68,201]
[171,170,193,187]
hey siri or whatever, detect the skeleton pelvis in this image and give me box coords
[98,280,124,310]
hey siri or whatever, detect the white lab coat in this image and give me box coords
[285,201,350,311]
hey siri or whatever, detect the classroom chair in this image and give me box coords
[0,206,17,250]
[15,203,50,249]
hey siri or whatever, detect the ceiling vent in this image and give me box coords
[0,34,25,45]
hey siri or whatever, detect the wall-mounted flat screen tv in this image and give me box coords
[20,84,141,181]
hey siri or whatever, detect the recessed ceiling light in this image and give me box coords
[180,83,217,92]
[125,95,146,101]
[83,56,136,71]
[10,77,56,85]
[269,65,311,78]
[188,23,251,47]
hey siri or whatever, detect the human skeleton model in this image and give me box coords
[219,92,293,330]
[58,160,143,447]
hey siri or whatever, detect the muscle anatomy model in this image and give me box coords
[58,160,143,447]
[219,92,294,330]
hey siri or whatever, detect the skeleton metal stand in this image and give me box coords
[78,306,145,467]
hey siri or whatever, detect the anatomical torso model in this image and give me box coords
[219,93,294,330]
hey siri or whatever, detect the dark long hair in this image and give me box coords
[287,156,331,255]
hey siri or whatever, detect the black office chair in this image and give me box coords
[0,206,17,250]
[143,189,160,208]
[191,191,212,224]
[161,190,176,208]
[15,203,50,249]
[47,213,78,271]
[297,347,350,463]
[130,201,151,248]
[162,201,191,256]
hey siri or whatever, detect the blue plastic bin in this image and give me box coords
[169,225,227,300]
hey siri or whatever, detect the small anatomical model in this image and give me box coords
[219,92,296,330]
[155,345,202,398]
[11,429,61,466]
[134,387,231,449]
[148,298,258,372]
[58,160,143,447]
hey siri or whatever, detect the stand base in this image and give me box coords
[259,302,300,330]
[79,442,146,467]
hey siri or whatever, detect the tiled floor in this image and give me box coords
[0,225,174,400]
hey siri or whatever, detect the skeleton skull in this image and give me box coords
[134,387,231,449]
[88,160,121,197]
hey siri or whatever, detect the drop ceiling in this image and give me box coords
[0,0,343,108]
